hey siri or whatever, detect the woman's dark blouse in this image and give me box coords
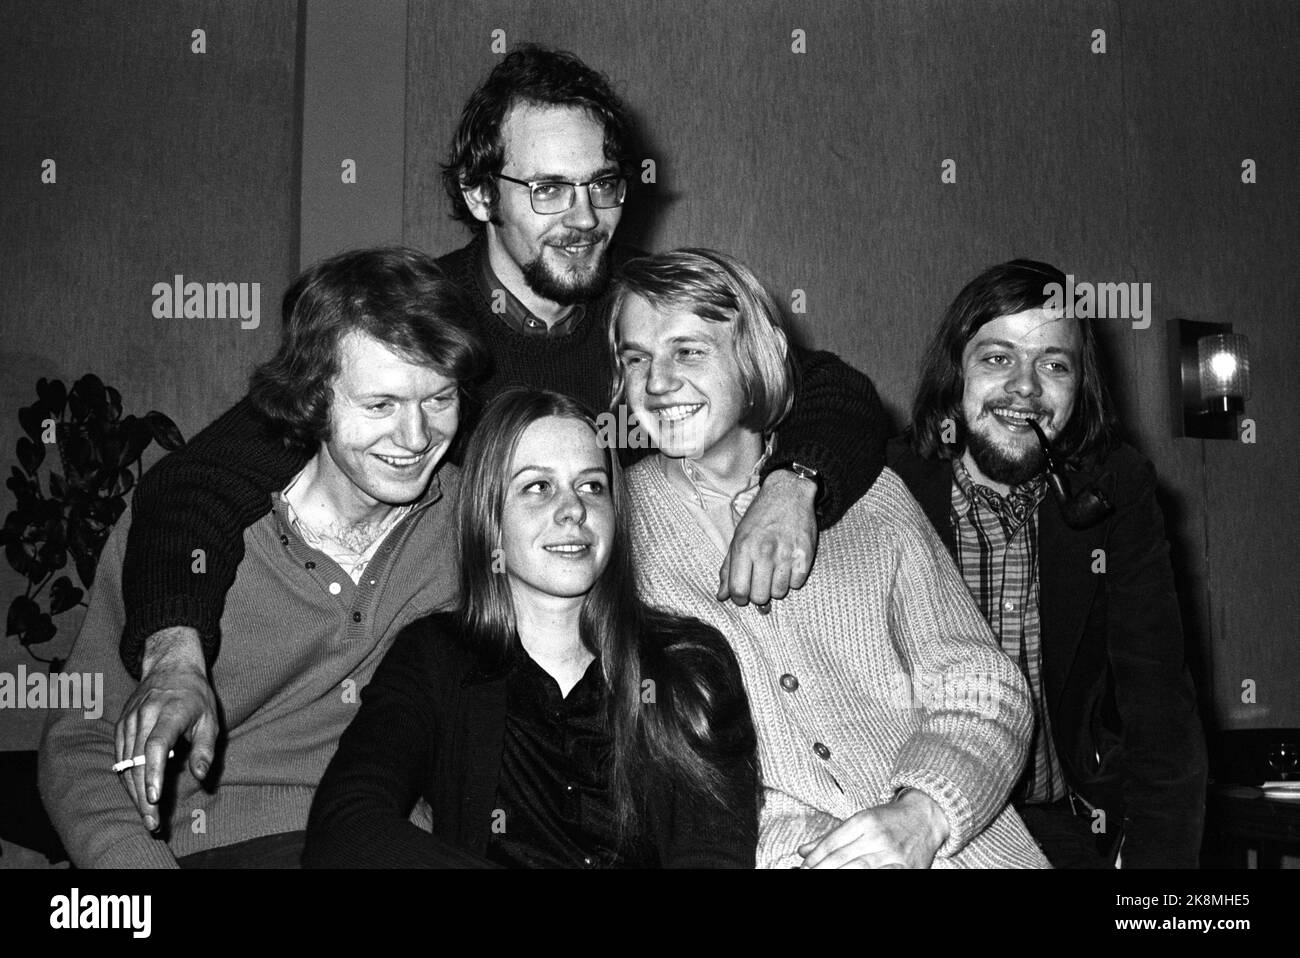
[303,611,759,868]
[489,653,655,868]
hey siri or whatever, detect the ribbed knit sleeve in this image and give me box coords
[119,396,309,678]
[765,345,887,529]
[876,479,1034,855]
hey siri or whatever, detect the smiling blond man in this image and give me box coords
[612,248,1048,868]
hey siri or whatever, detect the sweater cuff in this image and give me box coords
[889,767,976,858]
[120,595,220,680]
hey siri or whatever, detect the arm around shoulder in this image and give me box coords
[120,395,309,678]
[766,347,887,529]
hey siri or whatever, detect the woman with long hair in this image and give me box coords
[303,388,758,867]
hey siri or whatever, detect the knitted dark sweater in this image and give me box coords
[120,237,886,676]
[442,238,618,416]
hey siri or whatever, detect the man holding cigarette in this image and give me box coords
[39,247,484,867]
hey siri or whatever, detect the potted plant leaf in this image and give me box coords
[3,375,185,670]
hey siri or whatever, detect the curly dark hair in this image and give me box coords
[440,44,635,231]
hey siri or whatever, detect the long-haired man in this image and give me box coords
[888,259,1207,868]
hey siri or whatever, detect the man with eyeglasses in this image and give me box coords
[107,45,890,840]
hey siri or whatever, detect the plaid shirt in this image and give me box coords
[950,458,1067,805]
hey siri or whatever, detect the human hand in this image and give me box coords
[717,469,818,609]
[797,790,950,869]
[114,626,218,831]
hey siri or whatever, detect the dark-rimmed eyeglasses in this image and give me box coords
[494,173,628,214]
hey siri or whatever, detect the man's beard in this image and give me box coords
[964,421,1048,488]
[521,241,611,306]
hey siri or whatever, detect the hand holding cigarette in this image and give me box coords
[112,750,175,773]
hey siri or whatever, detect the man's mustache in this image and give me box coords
[981,403,1052,420]
[546,230,607,247]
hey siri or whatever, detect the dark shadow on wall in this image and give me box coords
[615,106,674,255]
[1156,481,1217,736]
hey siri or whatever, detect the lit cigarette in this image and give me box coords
[112,750,175,773]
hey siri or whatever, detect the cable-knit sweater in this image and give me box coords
[625,460,1050,868]
[119,238,887,677]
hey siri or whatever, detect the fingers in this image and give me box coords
[748,547,776,606]
[769,556,793,601]
[789,543,812,591]
[188,710,217,781]
[115,703,141,813]
[722,539,781,608]
[129,716,160,831]
[726,550,756,606]
[799,817,860,868]
[144,708,191,806]
[798,810,907,869]
[805,836,904,870]
[720,484,819,606]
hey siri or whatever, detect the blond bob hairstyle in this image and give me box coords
[608,248,795,435]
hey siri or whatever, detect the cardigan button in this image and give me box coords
[780,673,799,692]
[328,582,342,596]
[305,560,316,570]
[813,742,831,761]
[352,611,362,623]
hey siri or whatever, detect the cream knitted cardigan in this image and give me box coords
[627,461,1049,868]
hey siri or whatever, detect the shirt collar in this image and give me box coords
[660,433,775,521]
[951,456,1047,527]
[272,464,445,535]
[475,241,584,336]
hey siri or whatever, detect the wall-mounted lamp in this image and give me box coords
[1172,319,1251,439]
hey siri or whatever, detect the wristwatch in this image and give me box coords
[788,461,824,505]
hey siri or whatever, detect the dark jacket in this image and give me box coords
[887,438,1208,868]
[303,611,759,868]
